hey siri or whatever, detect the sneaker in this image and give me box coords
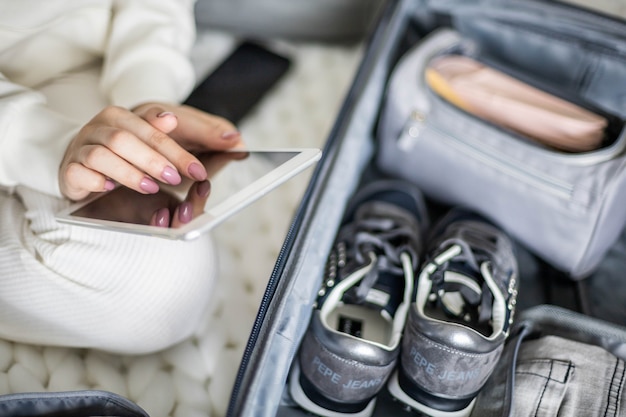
[289,180,429,417]
[388,208,518,417]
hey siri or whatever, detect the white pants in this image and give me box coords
[0,186,218,354]
[0,64,220,354]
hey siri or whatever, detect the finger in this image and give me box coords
[112,113,208,182]
[188,180,211,215]
[171,106,244,151]
[135,105,179,134]
[89,125,186,185]
[150,207,172,228]
[171,201,193,228]
[170,180,211,228]
[60,162,116,201]
[78,143,163,195]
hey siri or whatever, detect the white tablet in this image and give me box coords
[56,148,321,240]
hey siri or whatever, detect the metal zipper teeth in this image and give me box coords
[404,111,574,201]
[225,219,297,417]
[431,50,626,167]
[428,82,624,167]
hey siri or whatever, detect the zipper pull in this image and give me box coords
[398,110,427,151]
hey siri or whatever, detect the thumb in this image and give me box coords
[134,105,179,134]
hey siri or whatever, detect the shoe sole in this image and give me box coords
[288,360,377,417]
[387,370,475,417]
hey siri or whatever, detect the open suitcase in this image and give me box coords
[226,0,626,416]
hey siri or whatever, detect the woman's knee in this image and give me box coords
[79,236,219,353]
[2,188,219,353]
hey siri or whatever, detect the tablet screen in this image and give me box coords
[56,149,321,240]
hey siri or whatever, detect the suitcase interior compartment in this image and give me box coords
[228,1,626,416]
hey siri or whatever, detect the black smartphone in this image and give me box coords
[184,41,291,124]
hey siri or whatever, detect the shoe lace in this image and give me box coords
[336,213,419,305]
[428,241,494,327]
[426,219,513,329]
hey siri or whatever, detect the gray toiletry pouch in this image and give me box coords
[377,0,626,279]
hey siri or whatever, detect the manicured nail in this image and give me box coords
[157,111,176,118]
[188,162,207,181]
[196,180,211,198]
[178,202,193,224]
[221,130,240,140]
[154,208,170,227]
[161,166,181,185]
[104,179,115,191]
[140,177,159,193]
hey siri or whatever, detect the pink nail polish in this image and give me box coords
[188,163,207,181]
[221,130,241,140]
[196,180,211,198]
[104,179,115,191]
[161,166,181,185]
[140,177,159,193]
[178,202,193,223]
[154,208,170,227]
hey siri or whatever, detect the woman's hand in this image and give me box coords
[149,150,250,228]
[133,103,243,152]
[59,103,242,201]
[149,180,212,228]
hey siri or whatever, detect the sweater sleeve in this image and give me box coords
[0,1,197,197]
[0,75,80,197]
[101,0,198,108]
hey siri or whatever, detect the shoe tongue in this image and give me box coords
[374,271,405,315]
[344,270,404,317]
[432,261,484,321]
[438,270,483,318]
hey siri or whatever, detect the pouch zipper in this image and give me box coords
[428,2,626,162]
[421,42,626,165]
[400,110,575,201]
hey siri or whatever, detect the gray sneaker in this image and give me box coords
[289,180,429,417]
[388,209,519,417]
